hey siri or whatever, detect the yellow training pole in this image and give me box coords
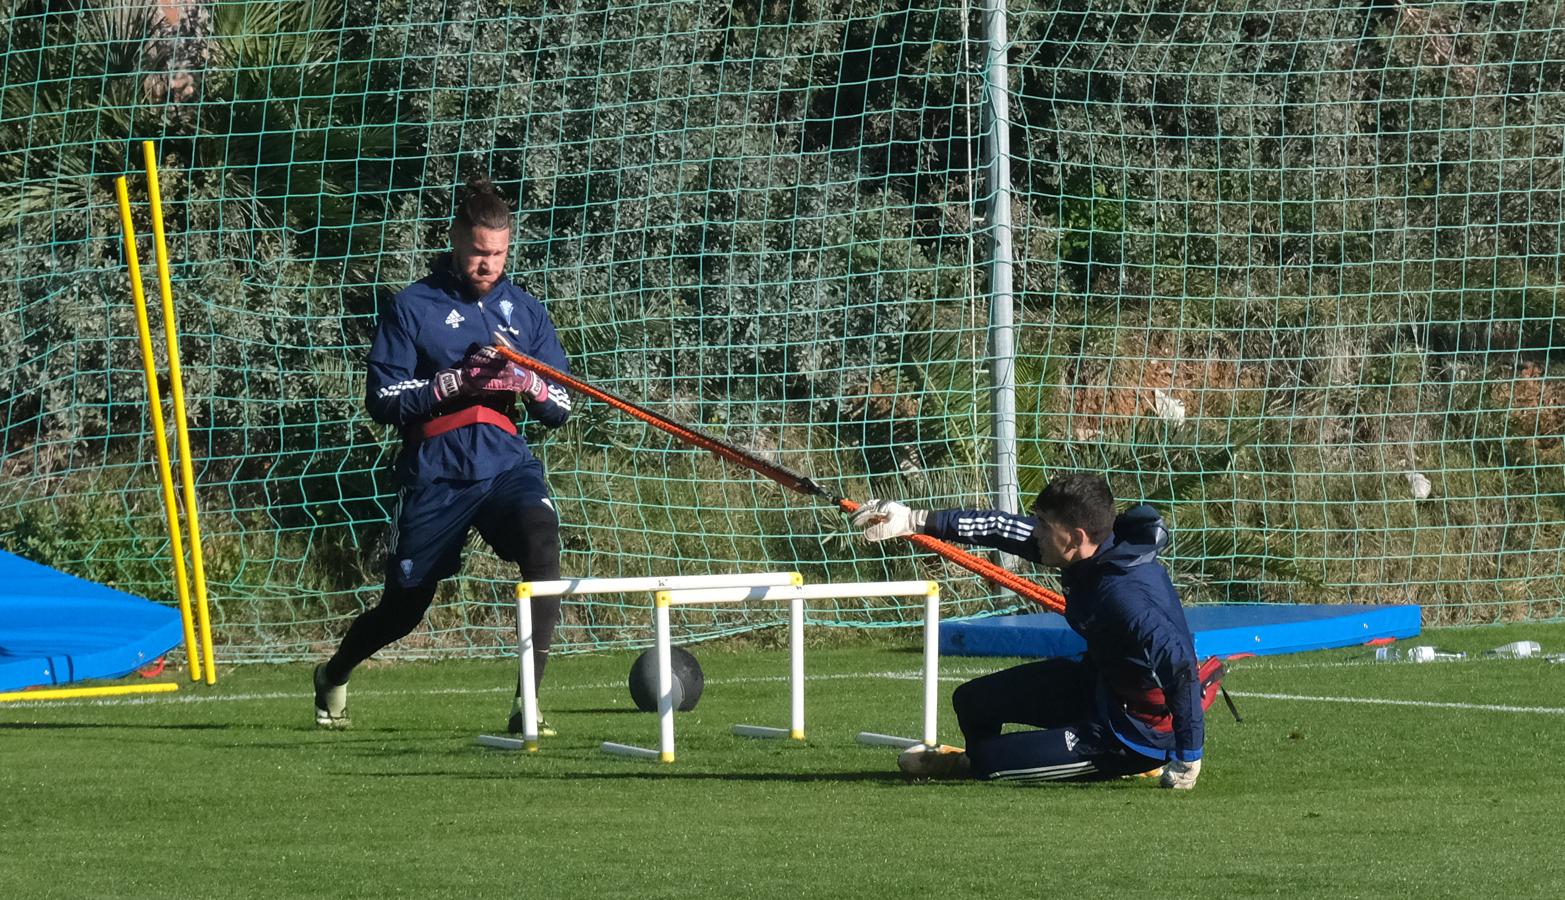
[0,682,179,703]
[143,140,216,685]
[115,177,202,682]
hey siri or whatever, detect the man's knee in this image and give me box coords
[952,677,983,718]
[511,505,561,582]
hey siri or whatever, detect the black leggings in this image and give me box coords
[953,658,1161,782]
[323,504,561,686]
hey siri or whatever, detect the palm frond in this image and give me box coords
[214,0,346,72]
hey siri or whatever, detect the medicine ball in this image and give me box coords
[628,645,704,712]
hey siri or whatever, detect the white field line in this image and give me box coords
[7,668,1564,717]
[947,658,1529,674]
[0,671,929,709]
[1225,691,1565,716]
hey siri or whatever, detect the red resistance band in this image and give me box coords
[420,404,517,440]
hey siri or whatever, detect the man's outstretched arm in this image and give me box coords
[852,500,1042,563]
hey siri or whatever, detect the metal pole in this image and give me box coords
[789,594,805,740]
[983,0,1019,520]
[655,599,676,763]
[514,584,539,751]
[922,586,940,747]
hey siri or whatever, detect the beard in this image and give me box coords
[461,269,499,296]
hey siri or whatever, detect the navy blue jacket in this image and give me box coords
[923,504,1204,762]
[366,256,572,484]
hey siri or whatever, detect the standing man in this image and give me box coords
[852,473,1217,789]
[314,177,572,735]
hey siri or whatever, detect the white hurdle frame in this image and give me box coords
[852,582,943,753]
[475,572,802,753]
[602,580,942,764]
[727,588,807,743]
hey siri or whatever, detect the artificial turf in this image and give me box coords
[3,622,1564,898]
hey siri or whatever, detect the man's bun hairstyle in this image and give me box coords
[453,175,513,232]
[1031,472,1116,543]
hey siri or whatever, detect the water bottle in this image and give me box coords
[1380,645,1464,662]
[1484,640,1541,659]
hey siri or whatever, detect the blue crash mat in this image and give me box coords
[0,550,185,691]
[940,603,1422,660]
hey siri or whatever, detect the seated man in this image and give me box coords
[852,473,1212,789]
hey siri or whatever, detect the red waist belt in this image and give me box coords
[420,405,517,440]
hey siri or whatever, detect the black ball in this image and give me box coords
[628,645,704,712]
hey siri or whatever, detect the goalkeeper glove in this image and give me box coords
[850,499,928,542]
[1159,758,1201,790]
[434,348,548,404]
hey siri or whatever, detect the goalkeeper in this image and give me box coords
[312,177,572,735]
[853,473,1215,789]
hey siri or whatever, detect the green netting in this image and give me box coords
[1,0,1562,664]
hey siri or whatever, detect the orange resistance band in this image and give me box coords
[490,340,1067,613]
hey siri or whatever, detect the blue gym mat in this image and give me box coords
[0,550,185,691]
[940,603,1422,660]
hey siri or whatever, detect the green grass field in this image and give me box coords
[4,623,1565,899]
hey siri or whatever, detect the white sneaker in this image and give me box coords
[897,743,970,780]
[313,664,349,729]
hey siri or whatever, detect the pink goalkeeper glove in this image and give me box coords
[435,347,548,404]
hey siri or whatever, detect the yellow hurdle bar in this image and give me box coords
[115,176,202,682]
[0,682,179,703]
[143,140,217,685]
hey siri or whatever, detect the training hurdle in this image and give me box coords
[599,579,943,764]
[475,572,802,753]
